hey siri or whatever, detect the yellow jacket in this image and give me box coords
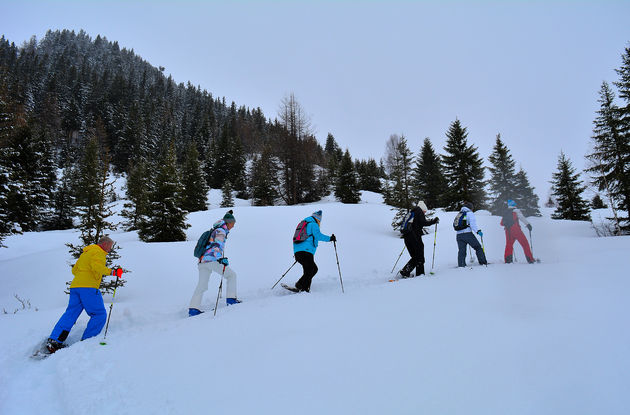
[70,245,112,289]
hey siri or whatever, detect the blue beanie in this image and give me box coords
[507,199,516,208]
[312,210,322,221]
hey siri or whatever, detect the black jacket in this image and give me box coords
[410,207,434,238]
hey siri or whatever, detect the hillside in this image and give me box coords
[1,192,629,414]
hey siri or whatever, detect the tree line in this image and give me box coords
[1,30,629,247]
[0,30,375,245]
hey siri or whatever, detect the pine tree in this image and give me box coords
[514,168,541,217]
[550,152,591,221]
[334,149,361,203]
[138,141,189,242]
[384,135,415,229]
[249,145,279,206]
[586,80,630,233]
[66,135,123,295]
[324,132,343,184]
[591,194,607,209]
[355,158,382,193]
[441,119,487,211]
[487,134,517,215]
[413,138,446,209]
[181,143,209,212]
[229,135,247,198]
[209,126,231,189]
[121,157,150,231]
[220,179,234,208]
[0,160,11,245]
[3,123,56,231]
[44,163,76,230]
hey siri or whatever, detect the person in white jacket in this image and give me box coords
[454,201,487,267]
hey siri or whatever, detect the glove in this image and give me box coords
[477,230,483,238]
[433,217,440,224]
[330,234,337,242]
[111,267,123,278]
[218,257,229,267]
[526,224,532,231]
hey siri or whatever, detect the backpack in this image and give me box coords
[293,219,312,243]
[193,222,222,258]
[453,211,468,231]
[400,210,415,234]
[501,209,516,228]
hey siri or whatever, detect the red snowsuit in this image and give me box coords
[500,208,534,263]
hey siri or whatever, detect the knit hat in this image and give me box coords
[462,201,474,210]
[311,210,322,222]
[223,209,236,224]
[418,201,428,212]
[507,199,516,208]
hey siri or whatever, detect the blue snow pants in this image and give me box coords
[456,232,487,267]
[49,288,107,342]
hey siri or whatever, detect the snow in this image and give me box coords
[1,194,629,414]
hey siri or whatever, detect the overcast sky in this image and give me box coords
[3,1,630,201]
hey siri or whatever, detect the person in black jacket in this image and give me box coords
[398,201,439,278]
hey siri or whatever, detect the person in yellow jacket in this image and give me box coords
[46,236,124,353]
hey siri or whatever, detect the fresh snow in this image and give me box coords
[1,191,629,414]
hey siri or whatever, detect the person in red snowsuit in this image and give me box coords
[500,199,535,264]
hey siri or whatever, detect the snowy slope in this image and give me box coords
[1,193,629,415]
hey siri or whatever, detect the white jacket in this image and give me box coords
[456,206,480,234]
[509,206,531,227]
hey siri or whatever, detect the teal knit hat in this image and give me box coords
[312,210,322,221]
[223,210,235,224]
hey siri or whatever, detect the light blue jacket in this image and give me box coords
[293,216,331,255]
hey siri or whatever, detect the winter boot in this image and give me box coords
[46,338,65,354]
[505,255,513,264]
[226,298,242,306]
[526,256,536,264]
[415,264,425,277]
[188,308,204,317]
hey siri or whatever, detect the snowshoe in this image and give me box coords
[226,298,242,306]
[281,283,301,293]
[31,339,66,360]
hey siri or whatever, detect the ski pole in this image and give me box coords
[480,235,487,267]
[213,265,225,317]
[529,228,534,256]
[100,273,121,345]
[333,240,344,293]
[271,260,298,289]
[391,246,406,273]
[431,222,437,270]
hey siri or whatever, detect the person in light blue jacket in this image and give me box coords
[455,201,487,267]
[288,210,336,292]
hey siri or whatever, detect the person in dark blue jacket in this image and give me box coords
[288,210,336,292]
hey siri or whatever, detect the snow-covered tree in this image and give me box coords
[138,141,189,242]
[550,152,591,221]
[441,119,486,211]
[413,137,446,209]
[487,134,517,215]
[334,149,361,204]
[180,143,208,213]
